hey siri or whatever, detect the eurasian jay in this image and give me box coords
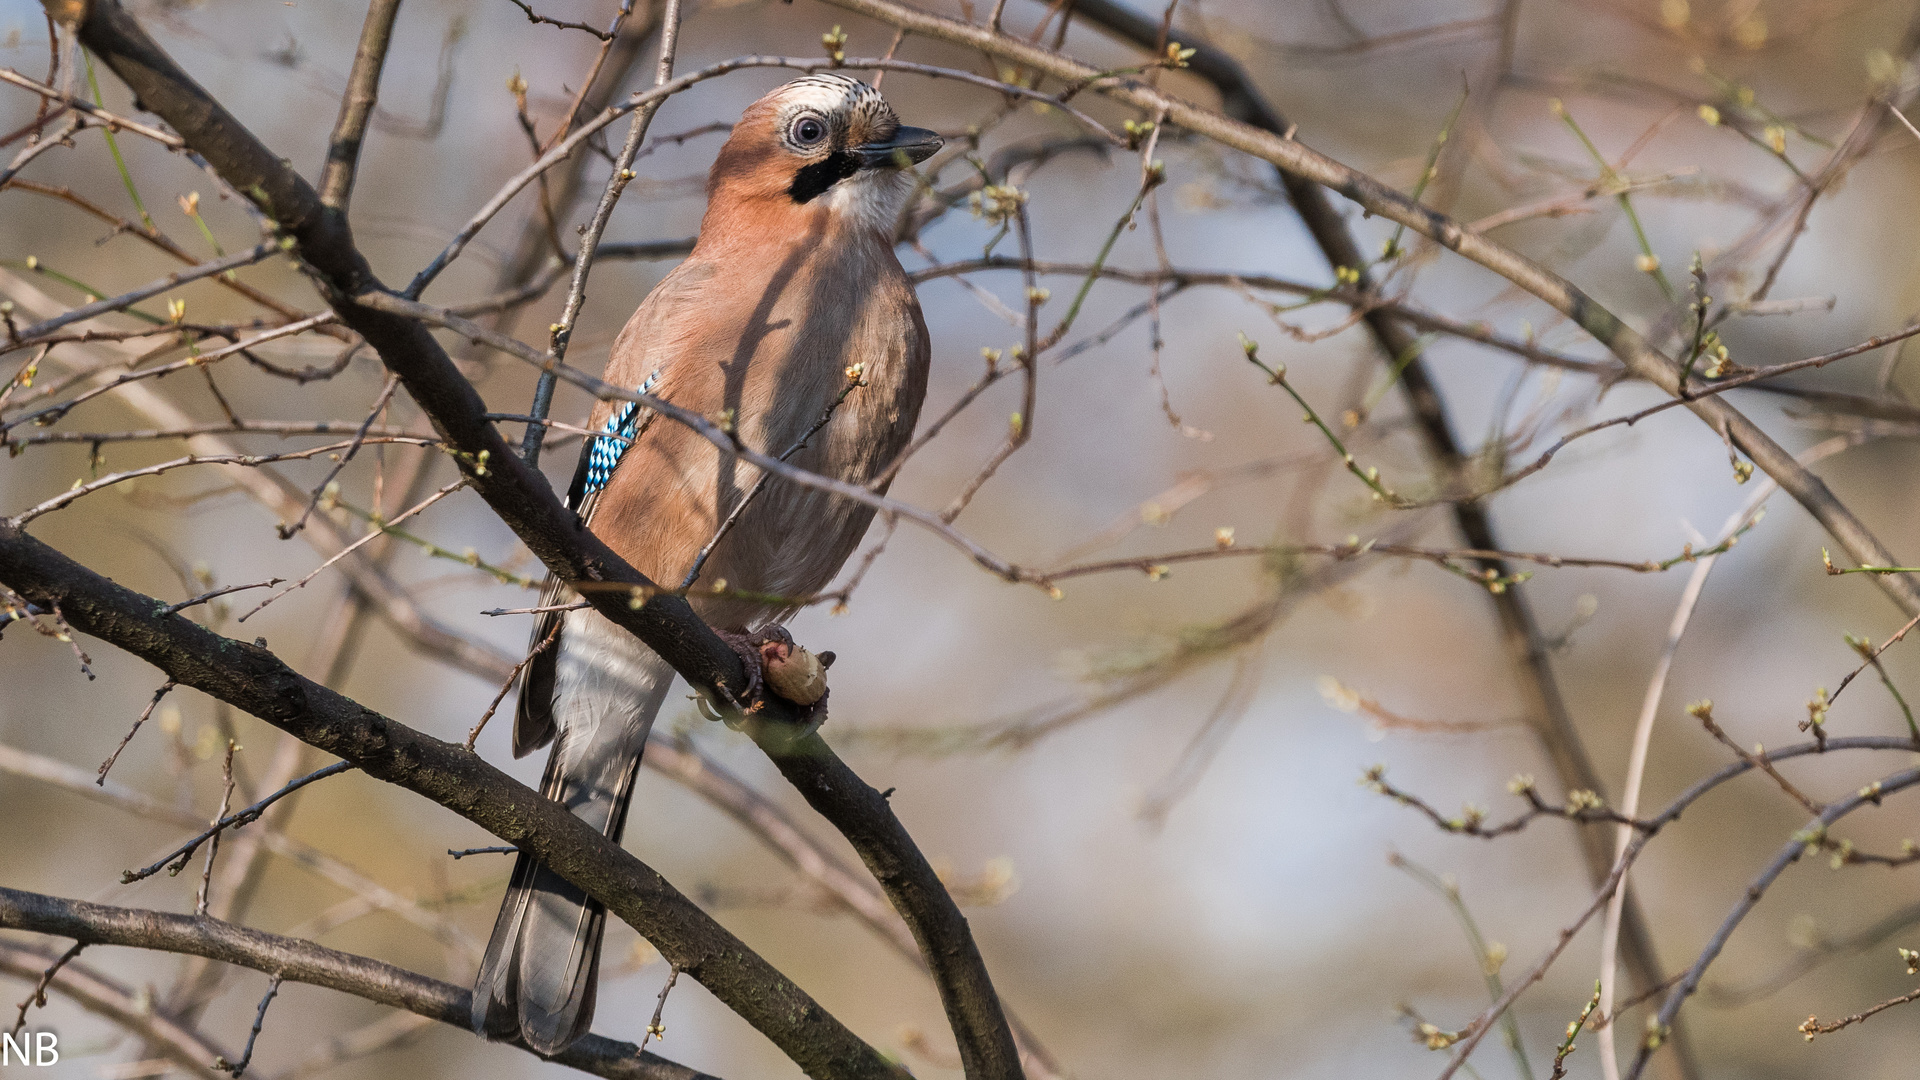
[472,74,940,1055]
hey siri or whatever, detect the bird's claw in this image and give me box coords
[710,625,831,735]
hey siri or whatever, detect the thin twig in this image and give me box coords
[1798,984,1920,1040]
[214,973,281,1077]
[681,368,866,589]
[1692,702,1824,817]
[536,0,647,154]
[467,618,562,749]
[3,313,339,432]
[0,67,184,147]
[1833,609,1920,704]
[504,0,614,38]
[8,941,84,1037]
[446,846,517,859]
[1043,536,1742,584]
[236,480,466,623]
[640,965,681,1052]
[1391,854,1535,1080]
[8,242,278,344]
[0,113,82,188]
[122,762,356,885]
[279,373,401,539]
[6,439,434,526]
[195,740,238,916]
[95,679,175,784]
[481,600,589,617]
[1550,983,1601,1079]
[156,578,284,617]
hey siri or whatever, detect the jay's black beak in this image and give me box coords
[854,126,943,168]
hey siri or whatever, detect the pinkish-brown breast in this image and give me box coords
[582,202,929,628]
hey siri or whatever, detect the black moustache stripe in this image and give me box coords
[788,150,861,204]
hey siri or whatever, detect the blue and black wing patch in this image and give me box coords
[583,399,643,497]
[562,368,664,520]
[521,368,665,757]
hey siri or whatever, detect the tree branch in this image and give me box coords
[0,888,716,1080]
[7,241,278,344]
[317,0,403,214]
[0,519,900,1079]
[0,941,237,1074]
[1626,766,1920,1079]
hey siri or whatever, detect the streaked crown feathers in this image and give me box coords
[768,73,898,154]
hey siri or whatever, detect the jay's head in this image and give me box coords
[707,73,941,233]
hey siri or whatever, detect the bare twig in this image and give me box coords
[278,373,401,539]
[447,846,518,860]
[1832,611,1920,705]
[504,0,614,39]
[236,479,466,623]
[0,66,184,147]
[681,367,866,590]
[1691,702,1824,817]
[156,578,283,617]
[95,678,174,784]
[640,965,681,1052]
[6,439,433,525]
[1391,854,1534,1080]
[1625,768,1920,1080]
[7,241,278,344]
[7,940,83,1037]
[123,762,356,886]
[1550,983,1602,1080]
[0,113,81,187]
[1798,984,1920,1040]
[214,973,281,1077]
[196,740,239,916]
[1368,767,1650,839]
[467,617,562,749]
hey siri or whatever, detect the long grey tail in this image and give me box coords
[472,616,675,1055]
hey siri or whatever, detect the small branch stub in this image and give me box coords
[763,637,829,706]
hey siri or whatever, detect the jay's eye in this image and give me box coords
[789,115,828,147]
